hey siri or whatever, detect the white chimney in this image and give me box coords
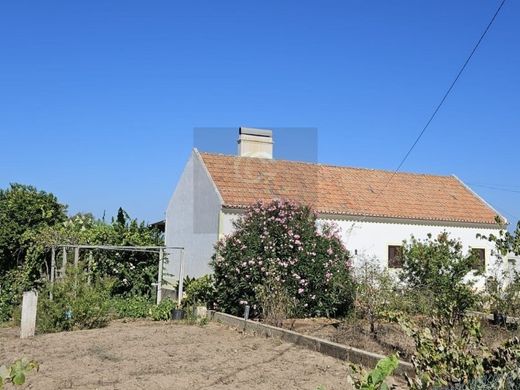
[237,127,273,159]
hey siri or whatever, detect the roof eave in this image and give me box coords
[221,204,500,228]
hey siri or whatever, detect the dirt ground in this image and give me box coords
[283,317,518,362]
[1,319,356,390]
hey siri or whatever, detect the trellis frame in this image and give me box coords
[49,244,185,305]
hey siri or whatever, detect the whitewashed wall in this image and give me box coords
[221,211,502,287]
[165,151,222,281]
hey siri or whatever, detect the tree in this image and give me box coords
[479,218,520,257]
[400,232,479,324]
[116,207,128,227]
[0,184,67,276]
[211,199,355,318]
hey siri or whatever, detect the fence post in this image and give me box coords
[50,246,56,300]
[20,291,38,339]
[177,249,185,306]
[74,246,79,268]
[61,247,67,278]
[157,248,164,304]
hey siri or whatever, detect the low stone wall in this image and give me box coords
[208,311,414,377]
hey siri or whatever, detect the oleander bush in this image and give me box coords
[211,200,355,318]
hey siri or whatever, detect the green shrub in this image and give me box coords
[400,232,480,324]
[353,258,399,334]
[183,275,215,308]
[111,296,153,319]
[37,268,113,333]
[0,266,38,323]
[211,200,355,318]
[150,298,176,321]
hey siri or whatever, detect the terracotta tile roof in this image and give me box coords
[199,152,501,225]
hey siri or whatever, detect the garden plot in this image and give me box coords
[1,320,355,390]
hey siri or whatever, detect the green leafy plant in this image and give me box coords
[183,275,215,308]
[478,218,520,258]
[400,232,480,324]
[353,258,398,334]
[388,311,485,389]
[350,354,399,390]
[211,200,355,318]
[111,295,153,319]
[481,337,520,388]
[37,267,114,333]
[150,298,176,321]
[0,358,38,388]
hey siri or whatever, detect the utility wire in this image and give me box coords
[468,183,520,194]
[373,0,507,201]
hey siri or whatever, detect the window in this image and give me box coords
[508,258,517,270]
[471,248,486,272]
[388,245,403,268]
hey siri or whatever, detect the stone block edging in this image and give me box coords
[208,310,414,377]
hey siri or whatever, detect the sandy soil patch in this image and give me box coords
[1,320,353,390]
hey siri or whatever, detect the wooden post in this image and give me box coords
[73,246,80,288]
[157,248,164,305]
[87,252,93,285]
[177,249,185,306]
[61,247,67,278]
[20,291,38,339]
[50,246,56,300]
[74,246,79,268]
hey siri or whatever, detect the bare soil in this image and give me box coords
[1,319,355,390]
[282,317,519,362]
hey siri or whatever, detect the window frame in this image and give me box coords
[470,248,486,272]
[388,245,404,269]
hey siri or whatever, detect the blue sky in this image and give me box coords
[0,1,518,225]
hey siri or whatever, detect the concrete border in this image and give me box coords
[208,311,414,377]
[468,310,520,325]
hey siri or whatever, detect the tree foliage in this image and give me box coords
[27,212,163,297]
[479,218,520,258]
[400,232,479,323]
[0,183,67,276]
[0,183,164,322]
[211,200,355,318]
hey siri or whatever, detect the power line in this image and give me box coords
[468,182,520,194]
[374,0,507,201]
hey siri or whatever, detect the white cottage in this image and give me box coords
[165,128,504,284]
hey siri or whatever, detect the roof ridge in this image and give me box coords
[198,151,455,179]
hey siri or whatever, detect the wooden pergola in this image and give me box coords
[49,245,185,305]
